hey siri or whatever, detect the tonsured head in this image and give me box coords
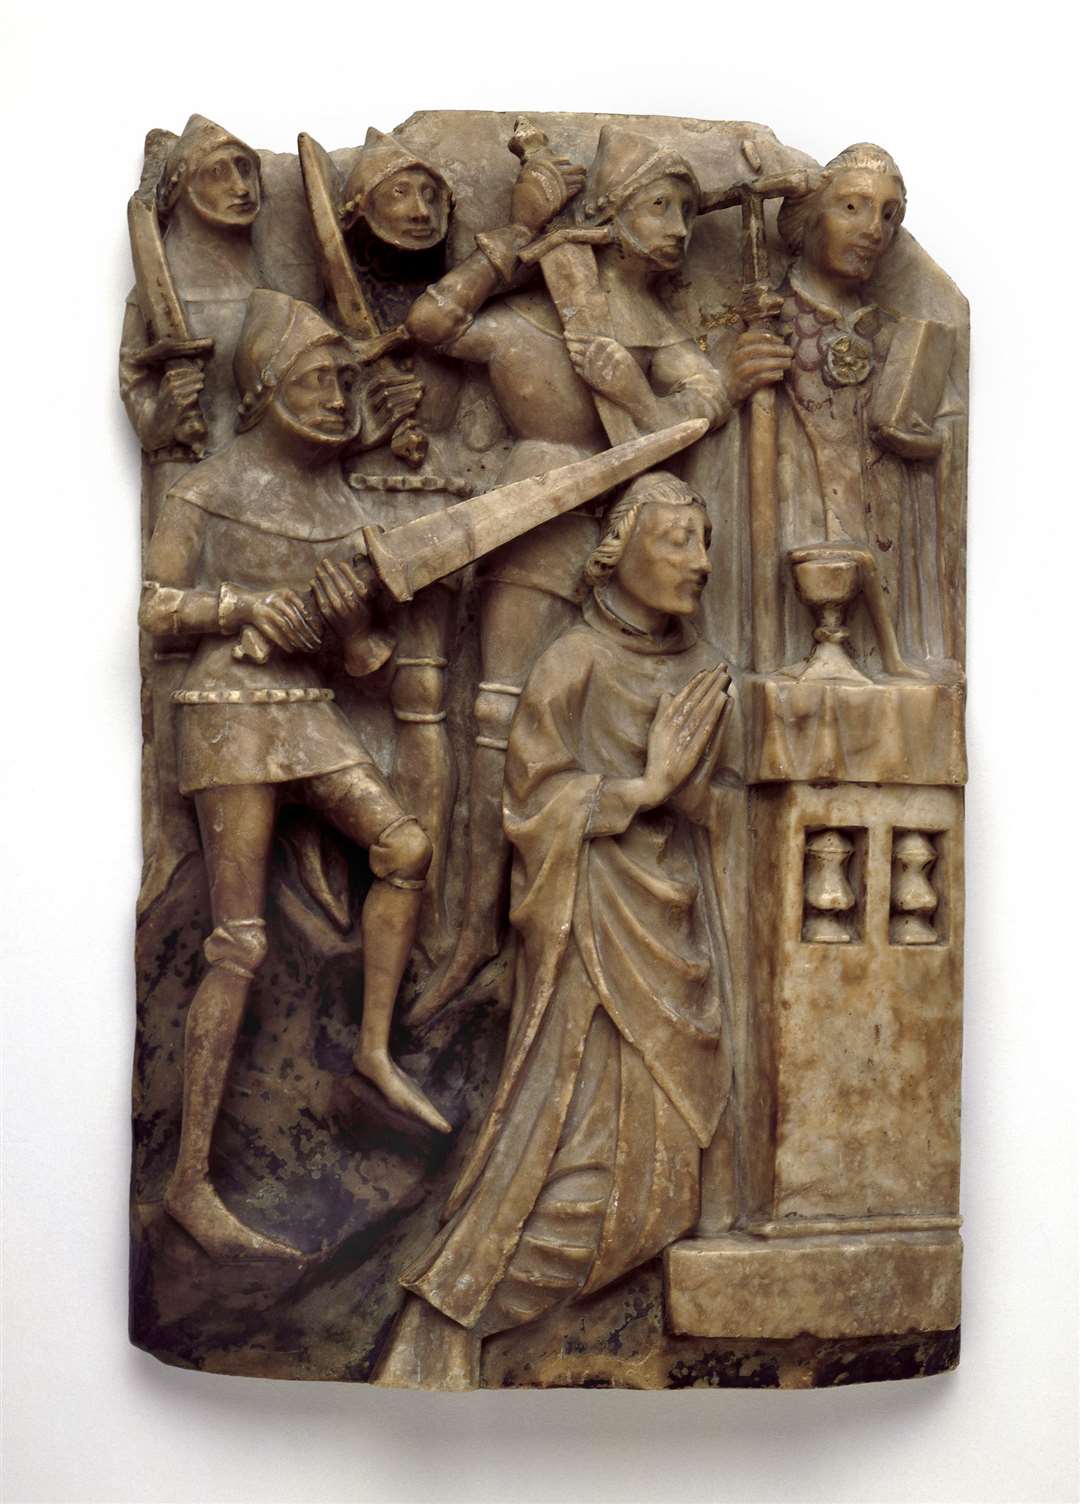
[234,290,362,449]
[586,471,711,617]
[158,114,261,228]
[779,143,906,286]
[579,126,700,270]
[340,127,452,250]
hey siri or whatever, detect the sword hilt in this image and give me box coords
[390,419,428,468]
[130,336,214,368]
[359,341,428,469]
[231,555,382,663]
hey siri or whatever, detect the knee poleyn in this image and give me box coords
[203,918,268,979]
[376,816,433,889]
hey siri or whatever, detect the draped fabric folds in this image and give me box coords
[401,594,735,1332]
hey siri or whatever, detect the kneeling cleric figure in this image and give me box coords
[376,471,739,1388]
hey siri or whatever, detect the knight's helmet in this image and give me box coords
[234,290,352,432]
[157,113,261,218]
[339,127,453,247]
[578,125,700,228]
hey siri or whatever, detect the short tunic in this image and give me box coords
[147,438,384,795]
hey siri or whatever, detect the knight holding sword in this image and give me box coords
[403,122,794,1019]
[121,114,270,919]
[140,286,705,1260]
[298,124,586,951]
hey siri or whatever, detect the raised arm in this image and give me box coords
[406,154,585,350]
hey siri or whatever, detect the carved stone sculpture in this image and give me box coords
[124,111,967,1389]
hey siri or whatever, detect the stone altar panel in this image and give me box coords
[122,110,968,1389]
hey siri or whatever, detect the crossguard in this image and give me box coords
[357,324,411,363]
[131,336,214,369]
[700,168,815,215]
[518,224,615,265]
[700,168,815,297]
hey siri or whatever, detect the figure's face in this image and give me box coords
[277,345,361,446]
[366,167,449,250]
[803,168,903,285]
[615,500,711,618]
[186,145,261,228]
[616,175,696,269]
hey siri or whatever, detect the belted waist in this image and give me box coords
[173,687,335,705]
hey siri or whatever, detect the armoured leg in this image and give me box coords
[307,770,449,1133]
[165,784,304,1261]
[390,585,457,954]
[410,583,577,1024]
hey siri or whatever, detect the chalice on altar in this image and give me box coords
[786,544,871,684]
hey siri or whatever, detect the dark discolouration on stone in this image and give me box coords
[127,114,967,1389]
[131,839,507,1376]
[479,1262,960,1391]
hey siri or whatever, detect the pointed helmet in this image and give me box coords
[339,126,452,240]
[234,290,353,432]
[157,114,260,217]
[578,125,700,225]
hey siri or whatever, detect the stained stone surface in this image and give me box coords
[125,110,967,1388]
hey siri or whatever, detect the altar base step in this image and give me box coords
[664,1230,962,1340]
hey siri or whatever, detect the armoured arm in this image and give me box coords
[139,495,219,636]
[406,154,584,349]
[405,229,532,348]
[140,495,322,656]
[565,335,735,435]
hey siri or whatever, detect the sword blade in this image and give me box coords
[364,418,709,602]
[298,132,379,341]
[127,196,191,342]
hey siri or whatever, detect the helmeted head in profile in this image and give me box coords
[339,127,453,251]
[158,114,262,228]
[778,143,906,287]
[234,289,362,449]
[586,470,711,619]
[578,126,701,271]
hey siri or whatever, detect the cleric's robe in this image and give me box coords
[401,593,735,1333]
[775,273,961,672]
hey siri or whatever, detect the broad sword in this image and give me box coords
[234,417,709,662]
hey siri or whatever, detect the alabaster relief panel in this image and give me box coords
[123,111,967,1389]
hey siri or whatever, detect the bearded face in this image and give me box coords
[273,345,362,449]
[614,174,696,270]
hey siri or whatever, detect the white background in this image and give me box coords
[2,3,1077,1501]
